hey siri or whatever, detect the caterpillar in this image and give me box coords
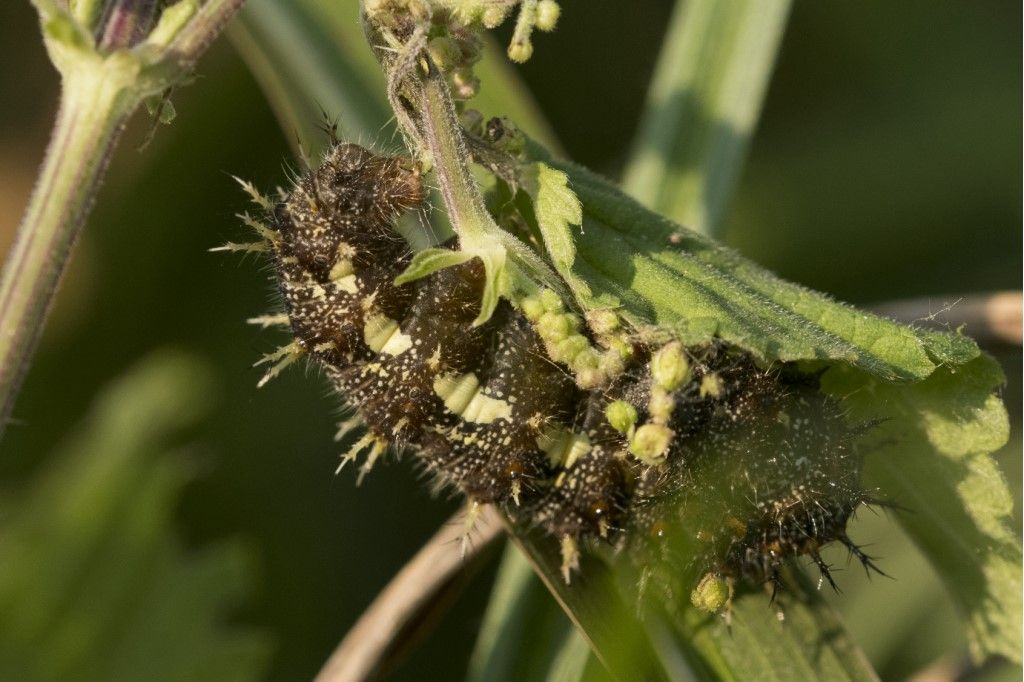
[230,141,883,612]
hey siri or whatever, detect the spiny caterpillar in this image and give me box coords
[228,142,885,613]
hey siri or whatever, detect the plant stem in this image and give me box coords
[0,64,134,435]
[0,0,248,439]
[362,10,566,322]
[165,0,247,62]
[396,54,566,300]
[408,65,496,250]
[317,506,503,682]
[95,0,162,50]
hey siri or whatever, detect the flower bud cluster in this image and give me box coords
[507,0,561,63]
[441,0,561,63]
[425,23,483,99]
[520,290,626,390]
[628,342,691,466]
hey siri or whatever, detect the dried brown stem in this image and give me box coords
[315,505,503,682]
[871,290,1021,348]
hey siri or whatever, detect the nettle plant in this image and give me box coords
[5,0,1020,679]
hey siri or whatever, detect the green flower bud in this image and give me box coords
[605,400,638,433]
[587,309,619,335]
[598,349,624,377]
[629,423,672,465]
[536,0,561,31]
[455,33,484,64]
[520,295,545,321]
[538,311,575,339]
[405,0,430,22]
[606,337,632,360]
[700,373,724,399]
[539,288,564,313]
[576,367,604,390]
[647,386,675,423]
[651,342,690,391]
[508,39,533,63]
[362,0,389,17]
[555,335,590,361]
[427,36,462,71]
[451,5,483,24]
[690,573,731,614]
[482,6,508,28]
[450,67,479,99]
[571,348,600,371]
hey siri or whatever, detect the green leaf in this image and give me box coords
[0,351,273,681]
[671,571,880,682]
[622,0,791,237]
[531,142,960,384]
[522,162,582,278]
[523,141,1016,666]
[499,522,879,681]
[545,629,596,682]
[501,527,669,681]
[823,356,1020,664]
[41,12,94,55]
[467,545,576,682]
[473,246,509,326]
[144,0,198,49]
[394,247,474,286]
[69,0,104,30]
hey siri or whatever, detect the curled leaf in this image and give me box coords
[393,247,474,286]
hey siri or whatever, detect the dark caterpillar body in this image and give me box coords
[251,142,880,605]
[627,358,875,599]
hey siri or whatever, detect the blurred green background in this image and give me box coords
[0,1,1019,680]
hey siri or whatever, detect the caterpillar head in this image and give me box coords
[318,143,425,221]
[273,144,424,281]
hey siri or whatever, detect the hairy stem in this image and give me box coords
[0,0,247,438]
[0,66,132,435]
[363,11,566,313]
[165,0,248,63]
[406,63,502,251]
